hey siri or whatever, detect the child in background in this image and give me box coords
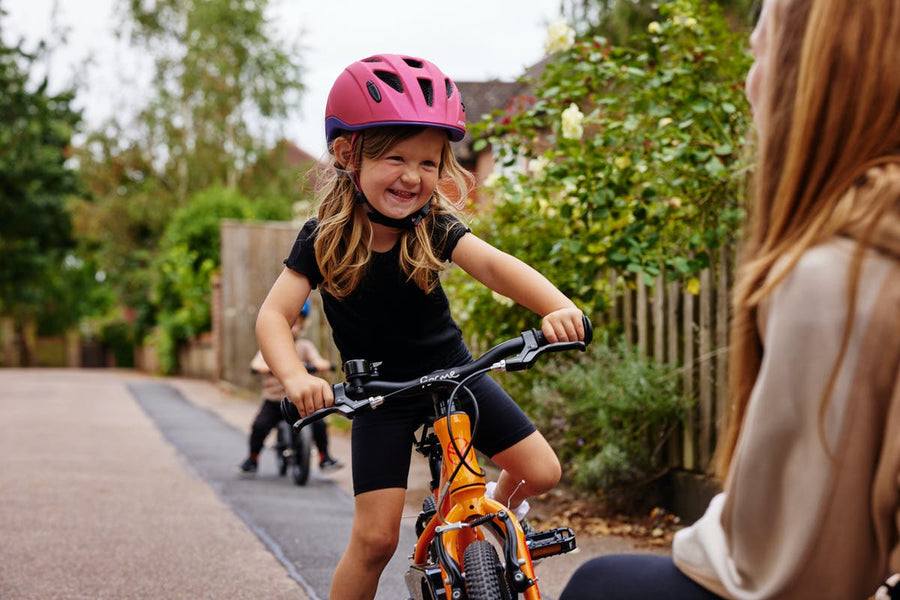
[239,300,342,475]
[255,54,586,599]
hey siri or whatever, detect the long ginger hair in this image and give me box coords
[717,0,900,479]
[313,126,474,299]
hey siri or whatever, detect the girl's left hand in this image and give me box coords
[542,307,585,343]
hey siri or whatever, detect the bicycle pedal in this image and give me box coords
[525,526,576,560]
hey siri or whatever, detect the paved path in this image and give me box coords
[0,369,304,599]
[0,368,662,599]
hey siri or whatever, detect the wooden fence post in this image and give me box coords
[716,246,731,446]
[699,268,713,469]
[682,289,696,470]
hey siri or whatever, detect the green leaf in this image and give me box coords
[714,143,733,156]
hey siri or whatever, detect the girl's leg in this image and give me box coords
[311,418,329,456]
[559,554,726,600]
[330,487,406,600]
[490,430,561,511]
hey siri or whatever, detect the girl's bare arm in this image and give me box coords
[451,233,584,343]
[256,268,333,414]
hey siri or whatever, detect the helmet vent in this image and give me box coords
[444,79,453,99]
[417,78,434,107]
[366,81,382,103]
[374,70,403,93]
[403,58,424,69]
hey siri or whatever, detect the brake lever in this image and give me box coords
[504,331,586,371]
[279,383,383,431]
[503,315,593,372]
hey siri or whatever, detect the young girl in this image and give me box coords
[561,0,900,599]
[256,53,586,600]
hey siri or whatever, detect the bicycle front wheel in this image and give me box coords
[463,540,513,600]
[291,425,312,486]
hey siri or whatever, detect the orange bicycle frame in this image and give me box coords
[411,410,542,599]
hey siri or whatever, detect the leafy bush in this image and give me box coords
[524,334,688,512]
[149,184,288,373]
[448,0,752,348]
[160,184,288,267]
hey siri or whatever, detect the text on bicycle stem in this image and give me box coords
[419,370,460,384]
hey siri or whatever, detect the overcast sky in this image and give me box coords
[2,0,564,156]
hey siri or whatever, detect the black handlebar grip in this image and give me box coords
[583,314,593,346]
[535,314,594,346]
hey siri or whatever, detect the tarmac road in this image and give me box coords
[0,368,662,599]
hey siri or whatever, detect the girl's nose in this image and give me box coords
[400,167,420,185]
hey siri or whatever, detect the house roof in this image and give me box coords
[453,80,529,161]
[276,139,321,167]
[453,58,551,159]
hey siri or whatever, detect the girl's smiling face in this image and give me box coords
[357,128,445,223]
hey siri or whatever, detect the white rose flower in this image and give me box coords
[658,117,673,128]
[561,103,584,140]
[483,172,502,189]
[543,20,575,54]
[648,21,661,34]
[527,156,550,178]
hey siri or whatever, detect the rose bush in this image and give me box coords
[448,0,752,348]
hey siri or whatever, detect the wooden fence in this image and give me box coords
[217,220,339,392]
[602,245,734,473]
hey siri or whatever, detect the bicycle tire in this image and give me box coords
[415,495,437,537]
[276,422,290,477]
[463,540,513,600]
[291,425,313,486]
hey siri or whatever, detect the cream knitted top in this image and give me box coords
[674,207,900,600]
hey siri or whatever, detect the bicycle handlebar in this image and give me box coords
[281,315,593,431]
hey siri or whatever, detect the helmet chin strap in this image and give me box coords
[356,190,431,229]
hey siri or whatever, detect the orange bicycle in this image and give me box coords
[282,316,592,599]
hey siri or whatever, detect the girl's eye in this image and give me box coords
[386,156,404,163]
[422,161,438,169]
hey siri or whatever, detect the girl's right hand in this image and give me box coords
[283,371,334,417]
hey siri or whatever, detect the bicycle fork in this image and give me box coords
[408,411,542,599]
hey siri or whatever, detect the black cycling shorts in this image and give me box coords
[350,373,536,495]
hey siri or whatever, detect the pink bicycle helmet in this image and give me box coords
[325,54,467,143]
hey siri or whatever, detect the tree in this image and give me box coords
[0,33,84,364]
[123,0,304,200]
[72,0,307,362]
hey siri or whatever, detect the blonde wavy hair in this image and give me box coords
[313,126,474,299]
[718,0,900,479]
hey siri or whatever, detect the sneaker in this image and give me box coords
[319,457,343,472]
[485,481,531,521]
[237,457,258,475]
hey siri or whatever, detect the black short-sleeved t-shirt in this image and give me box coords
[284,215,471,380]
